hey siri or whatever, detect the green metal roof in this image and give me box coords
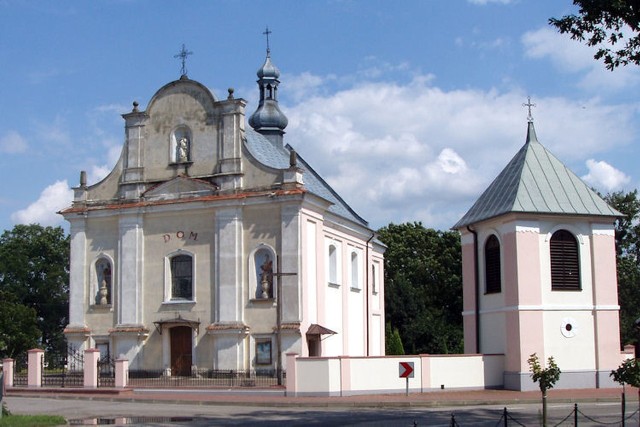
[453,121,621,229]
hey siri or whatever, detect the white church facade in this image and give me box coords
[60,49,386,375]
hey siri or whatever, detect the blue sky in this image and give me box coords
[1,0,639,232]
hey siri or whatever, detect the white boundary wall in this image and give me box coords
[286,353,505,396]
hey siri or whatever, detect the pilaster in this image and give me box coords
[215,207,244,323]
[281,204,301,322]
[117,213,144,326]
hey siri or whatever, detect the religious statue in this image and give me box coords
[178,137,189,163]
[260,254,273,298]
[99,279,109,305]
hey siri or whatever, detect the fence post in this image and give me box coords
[115,358,129,389]
[503,407,508,427]
[285,353,298,397]
[574,403,578,426]
[2,359,14,388]
[27,349,44,388]
[84,349,100,388]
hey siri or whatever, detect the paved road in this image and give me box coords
[4,395,638,426]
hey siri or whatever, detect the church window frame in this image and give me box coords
[349,248,362,291]
[484,234,502,294]
[326,239,341,287]
[550,229,581,291]
[164,250,196,302]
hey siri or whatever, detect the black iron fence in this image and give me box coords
[129,368,284,388]
[12,354,27,386]
[446,405,640,426]
[97,355,115,387]
[41,346,84,387]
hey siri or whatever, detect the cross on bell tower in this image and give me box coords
[174,44,193,78]
[523,96,536,123]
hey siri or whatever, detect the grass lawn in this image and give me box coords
[0,414,67,427]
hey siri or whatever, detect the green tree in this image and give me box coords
[0,224,69,357]
[378,222,462,355]
[385,322,405,355]
[611,358,640,420]
[549,0,640,70]
[528,353,561,427]
[603,190,640,347]
[0,291,40,358]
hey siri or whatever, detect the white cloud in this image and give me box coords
[283,71,637,230]
[582,159,630,192]
[0,131,28,153]
[522,27,640,91]
[11,180,73,226]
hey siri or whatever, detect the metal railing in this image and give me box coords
[128,368,284,388]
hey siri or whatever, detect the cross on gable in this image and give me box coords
[523,96,536,122]
[174,44,193,77]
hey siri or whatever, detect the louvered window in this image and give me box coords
[485,235,501,294]
[550,229,581,290]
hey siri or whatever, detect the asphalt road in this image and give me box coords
[3,396,638,426]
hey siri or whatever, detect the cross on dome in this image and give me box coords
[263,26,272,56]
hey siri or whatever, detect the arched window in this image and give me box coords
[350,251,360,290]
[484,235,501,294]
[328,244,338,286]
[171,254,193,300]
[550,229,581,290]
[95,258,112,305]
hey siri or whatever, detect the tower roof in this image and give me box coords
[453,121,621,229]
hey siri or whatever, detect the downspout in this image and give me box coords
[467,226,480,354]
[365,232,375,356]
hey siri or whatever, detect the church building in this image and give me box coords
[454,107,624,390]
[60,46,386,375]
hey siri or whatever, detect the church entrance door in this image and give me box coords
[170,326,192,376]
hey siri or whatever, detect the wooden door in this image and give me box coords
[170,326,192,376]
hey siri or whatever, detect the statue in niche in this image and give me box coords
[259,254,273,299]
[97,263,111,305]
[177,137,189,163]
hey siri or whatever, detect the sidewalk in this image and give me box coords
[6,386,637,408]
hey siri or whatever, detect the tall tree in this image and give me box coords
[378,222,462,355]
[0,224,70,357]
[603,190,640,346]
[0,291,41,359]
[549,0,640,70]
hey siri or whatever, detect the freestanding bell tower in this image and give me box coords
[454,107,625,391]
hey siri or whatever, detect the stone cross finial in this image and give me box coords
[174,44,193,77]
[523,96,536,123]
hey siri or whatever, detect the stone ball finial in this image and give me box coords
[132,101,139,112]
[228,88,235,100]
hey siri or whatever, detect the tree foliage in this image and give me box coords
[603,191,640,346]
[0,291,40,359]
[611,358,640,388]
[0,224,70,357]
[385,322,405,355]
[549,0,640,70]
[378,222,462,355]
[528,353,561,394]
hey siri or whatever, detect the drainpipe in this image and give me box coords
[467,226,480,354]
[365,232,375,356]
